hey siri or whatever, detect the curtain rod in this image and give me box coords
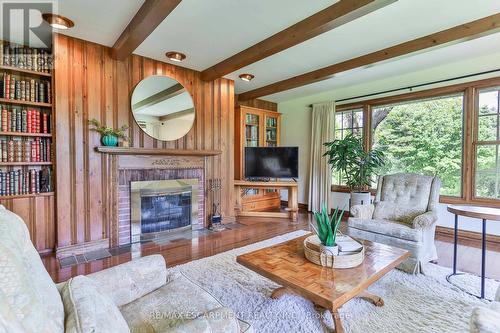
[307,68,500,107]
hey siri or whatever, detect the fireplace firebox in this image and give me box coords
[130,179,199,242]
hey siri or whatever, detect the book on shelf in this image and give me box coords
[0,106,50,134]
[0,72,51,103]
[0,166,51,196]
[0,41,52,74]
[0,137,51,162]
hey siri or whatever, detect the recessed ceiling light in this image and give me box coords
[165,51,186,62]
[239,74,255,82]
[42,13,74,30]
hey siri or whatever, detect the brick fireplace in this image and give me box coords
[104,154,207,247]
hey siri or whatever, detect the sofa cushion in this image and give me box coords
[373,201,426,224]
[86,254,167,307]
[120,272,240,333]
[60,275,130,333]
[348,217,423,242]
[0,206,64,333]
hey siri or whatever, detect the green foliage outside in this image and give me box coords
[333,93,500,199]
[372,97,464,196]
[475,99,500,199]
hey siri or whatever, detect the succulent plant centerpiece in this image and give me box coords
[310,202,344,255]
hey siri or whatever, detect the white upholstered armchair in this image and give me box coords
[347,173,441,273]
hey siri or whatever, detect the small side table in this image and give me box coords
[446,205,500,299]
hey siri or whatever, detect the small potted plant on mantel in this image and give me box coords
[89,118,129,147]
[323,134,385,207]
[310,203,344,255]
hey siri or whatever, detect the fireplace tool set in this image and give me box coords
[208,178,225,231]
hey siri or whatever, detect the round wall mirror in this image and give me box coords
[131,75,195,141]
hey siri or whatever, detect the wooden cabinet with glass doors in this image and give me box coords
[235,106,282,211]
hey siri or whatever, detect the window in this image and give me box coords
[335,108,363,140]
[475,88,500,199]
[371,94,464,196]
[332,108,364,186]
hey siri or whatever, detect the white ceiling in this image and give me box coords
[38,0,500,102]
[53,0,144,47]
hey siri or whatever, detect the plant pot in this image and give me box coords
[350,191,371,207]
[101,134,118,146]
[320,244,339,256]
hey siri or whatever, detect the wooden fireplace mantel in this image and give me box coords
[95,146,222,156]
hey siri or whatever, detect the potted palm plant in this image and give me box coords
[323,134,385,207]
[310,202,344,255]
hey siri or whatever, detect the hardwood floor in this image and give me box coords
[42,212,500,283]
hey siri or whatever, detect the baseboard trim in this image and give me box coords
[38,248,54,256]
[435,226,500,245]
[222,215,236,224]
[56,238,110,259]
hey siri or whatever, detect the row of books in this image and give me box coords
[245,126,258,141]
[0,73,51,103]
[0,107,50,134]
[245,114,259,125]
[0,168,52,196]
[0,42,52,73]
[266,117,278,127]
[0,138,51,163]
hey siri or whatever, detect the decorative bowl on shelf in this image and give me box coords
[304,235,364,269]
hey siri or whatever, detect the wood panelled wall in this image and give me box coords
[54,34,234,249]
[0,195,55,253]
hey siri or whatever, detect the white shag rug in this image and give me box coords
[167,230,498,333]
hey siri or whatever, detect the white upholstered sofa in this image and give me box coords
[0,206,252,333]
[347,173,441,274]
[470,287,500,332]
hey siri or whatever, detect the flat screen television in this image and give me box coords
[245,147,299,179]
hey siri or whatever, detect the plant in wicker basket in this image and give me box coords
[311,202,344,254]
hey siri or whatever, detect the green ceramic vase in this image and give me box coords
[101,134,118,146]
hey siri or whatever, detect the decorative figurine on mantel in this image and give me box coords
[88,118,129,147]
[208,178,225,231]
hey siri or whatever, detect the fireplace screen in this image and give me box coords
[140,189,192,234]
[130,179,199,242]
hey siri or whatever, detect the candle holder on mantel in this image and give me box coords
[208,178,225,231]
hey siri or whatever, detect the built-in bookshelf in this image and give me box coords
[0,40,53,199]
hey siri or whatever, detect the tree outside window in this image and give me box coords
[475,88,500,199]
[371,95,464,196]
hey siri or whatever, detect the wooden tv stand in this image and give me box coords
[234,180,298,221]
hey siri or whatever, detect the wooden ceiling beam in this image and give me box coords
[238,13,500,101]
[111,0,182,60]
[158,108,194,121]
[200,0,397,82]
[132,83,185,112]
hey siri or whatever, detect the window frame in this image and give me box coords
[331,108,365,188]
[472,86,500,202]
[330,76,500,207]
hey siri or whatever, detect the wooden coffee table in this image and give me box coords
[236,234,410,333]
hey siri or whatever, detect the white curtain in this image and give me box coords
[308,101,335,212]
